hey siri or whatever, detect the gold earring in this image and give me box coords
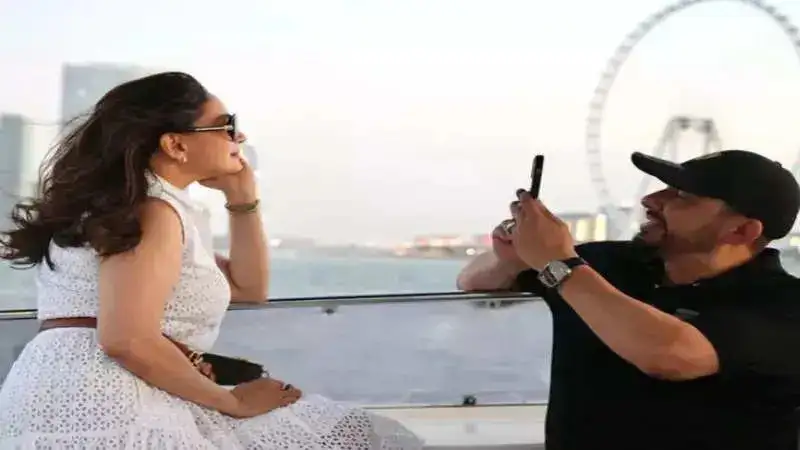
[180,155,188,164]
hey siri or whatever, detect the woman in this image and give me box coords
[0,72,423,449]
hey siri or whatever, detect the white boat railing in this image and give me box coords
[0,292,550,407]
[0,291,540,321]
[0,292,550,448]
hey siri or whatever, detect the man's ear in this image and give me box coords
[722,217,764,247]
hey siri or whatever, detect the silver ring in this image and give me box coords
[501,219,516,234]
[282,383,293,391]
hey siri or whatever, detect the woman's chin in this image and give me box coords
[222,158,244,174]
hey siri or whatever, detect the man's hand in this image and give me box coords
[491,199,529,273]
[511,190,577,270]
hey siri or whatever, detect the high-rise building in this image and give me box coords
[60,63,151,129]
[0,114,34,228]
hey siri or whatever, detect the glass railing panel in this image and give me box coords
[0,315,37,385]
[243,250,467,298]
[0,294,552,408]
[0,263,36,310]
[0,251,468,310]
[214,295,551,407]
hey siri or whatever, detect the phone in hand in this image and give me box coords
[529,154,544,198]
[502,154,545,235]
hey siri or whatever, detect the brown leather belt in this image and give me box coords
[39,317,208,374]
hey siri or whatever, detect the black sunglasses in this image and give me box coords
[188,113,238,141]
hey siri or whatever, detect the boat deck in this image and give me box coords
[369,404,546,449]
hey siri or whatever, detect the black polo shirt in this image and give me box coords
[515,240,800,450]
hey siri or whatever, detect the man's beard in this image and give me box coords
[631,231,656,247]
[631,222,718,256]
[631,212,667,249]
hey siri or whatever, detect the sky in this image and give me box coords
[1,0,800,244]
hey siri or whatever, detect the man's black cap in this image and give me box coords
[631,149,800,240]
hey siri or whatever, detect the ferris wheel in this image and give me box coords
[585,0,800,239]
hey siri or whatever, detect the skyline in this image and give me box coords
[2,0,800,243]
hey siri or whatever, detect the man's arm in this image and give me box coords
[559,266,719,380]
[456,251,528,291]
[457,219,529,292]
[457,241,612,294]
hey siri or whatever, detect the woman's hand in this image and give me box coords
[224,378,303,418]
[200,156,258,204]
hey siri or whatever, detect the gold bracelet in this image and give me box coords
[225,199,260,214]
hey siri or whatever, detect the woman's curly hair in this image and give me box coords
[0,71,209,269]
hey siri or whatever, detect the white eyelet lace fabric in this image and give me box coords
[0,177,424,449]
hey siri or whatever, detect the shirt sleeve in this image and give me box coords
[690,295,800,378]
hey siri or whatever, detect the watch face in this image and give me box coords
[538,260,572,288]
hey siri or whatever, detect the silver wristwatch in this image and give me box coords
[537,257,587,289]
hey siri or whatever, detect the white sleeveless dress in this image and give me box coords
[0,176,424,449]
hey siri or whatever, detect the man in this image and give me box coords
[457,150,800,450]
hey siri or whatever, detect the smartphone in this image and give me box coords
[529,154,545,198]
[502,154,545,235]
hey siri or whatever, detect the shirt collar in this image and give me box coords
[630,243,787,288]
[695,248,787,287]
